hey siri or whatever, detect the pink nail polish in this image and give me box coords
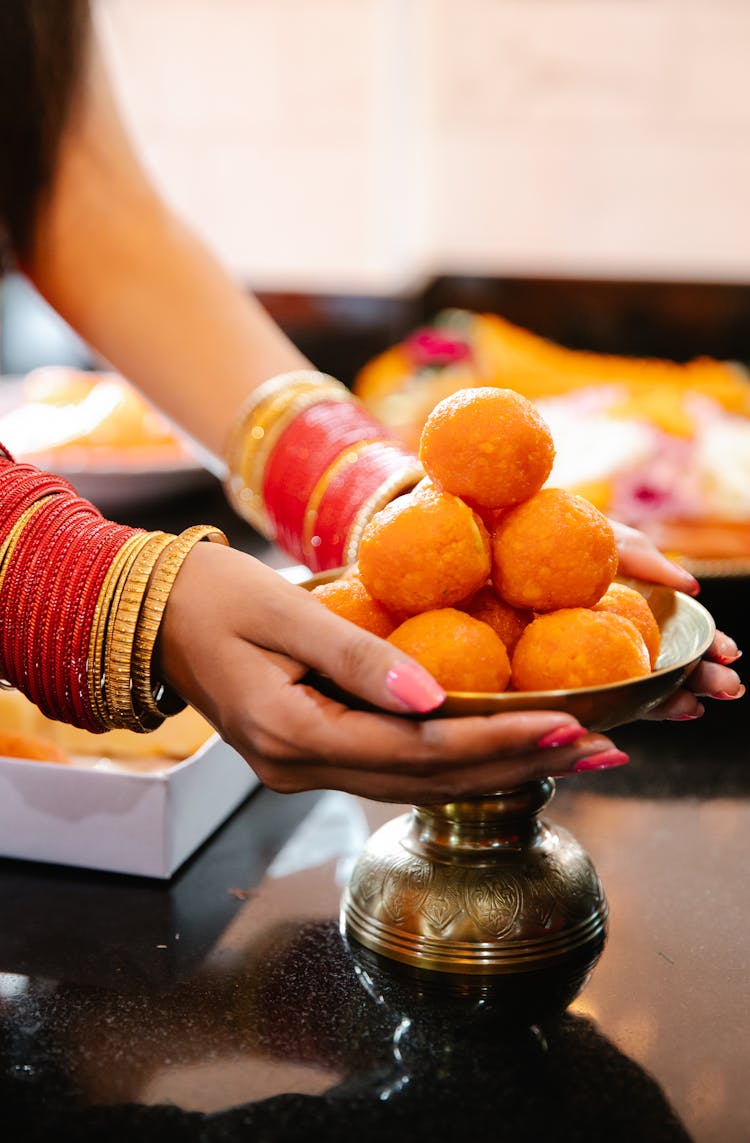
[712,684,746,701]
[573,749,630,773]
[386,662,445,713]
[536,725,587,749]
[672,712,702,721]
[717,650,742,665]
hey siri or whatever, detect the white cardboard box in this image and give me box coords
[0,734,259,879]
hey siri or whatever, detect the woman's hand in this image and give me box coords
[156,544,626,803]
[612,519,744,719]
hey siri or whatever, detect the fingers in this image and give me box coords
[644,644,745,720]
[232,668,631,802]
[703,630,742,666]
[160,543,448,716]
[642,691,705,722]
[249,730,626,803]
[247,560,451,714]
[682,659,744,700]
[610,519,700,595]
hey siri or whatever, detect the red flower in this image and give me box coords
[405,327,472,368]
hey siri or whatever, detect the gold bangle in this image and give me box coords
[127,533,184,727]
[100,531,156,729]
[88,531,154,729]
[133,525,229,722]
[105,531,175,730]
[343,458,425,565]
[224,370,346,489]
[223,369,346,474]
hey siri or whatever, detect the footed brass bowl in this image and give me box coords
[301,570,716,979]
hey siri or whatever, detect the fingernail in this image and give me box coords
[536,724,587,749]
[672,567,700,595]
[717,649,742,665]
[386,662,446,713]
[672,711,703,721]
[572,749,630,773]
[712,684,746,701]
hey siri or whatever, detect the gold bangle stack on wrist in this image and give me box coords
[89,524,229,732]
[223,369,423,571]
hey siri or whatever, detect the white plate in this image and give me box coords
[0,375,216,512]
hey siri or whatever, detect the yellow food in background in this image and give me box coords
[354,311,750,425]
[0,366,189,460]
[0,688,215,765]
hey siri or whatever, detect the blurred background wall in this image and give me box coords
[95,0,750,293]
[5,0,750,375]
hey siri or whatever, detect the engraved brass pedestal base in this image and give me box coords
[341,779,607,983]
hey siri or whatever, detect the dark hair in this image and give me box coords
[0,1,90,262]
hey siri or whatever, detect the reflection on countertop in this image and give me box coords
[0,483,747,1142]
[1,698,749,1143]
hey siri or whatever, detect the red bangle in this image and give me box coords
[262,400,388,560]
[0,469,77,532]
[1,494,81,692]
[11,499,98,708]
[305,441,423,571]
[60,524,141,729]
[25,507,107,718]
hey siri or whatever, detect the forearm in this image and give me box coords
[23,37,309,465]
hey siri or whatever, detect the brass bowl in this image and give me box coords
[301,569,716,979]
[302,572,716,732]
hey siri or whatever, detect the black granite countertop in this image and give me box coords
[1,486,747,1143]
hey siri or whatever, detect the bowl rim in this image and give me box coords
[300,568,716,704]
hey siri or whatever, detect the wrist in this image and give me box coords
[224,370,423,570]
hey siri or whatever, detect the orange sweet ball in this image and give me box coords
[418,386,555,509]
[491,487,618,611]
[388,608,511,693]
[458,584,532,655]
[592,582,662,668]
[358,485,491,615]
[511,608,651,692]
[311,575,399,639]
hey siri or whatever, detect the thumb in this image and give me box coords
[159,543,444,715]
[283,593,447,714]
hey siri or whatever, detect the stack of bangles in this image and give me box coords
[223,370,424,571]
[0,443,228,734]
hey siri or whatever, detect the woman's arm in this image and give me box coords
[19,27,743,785]
[24,33,305,467]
